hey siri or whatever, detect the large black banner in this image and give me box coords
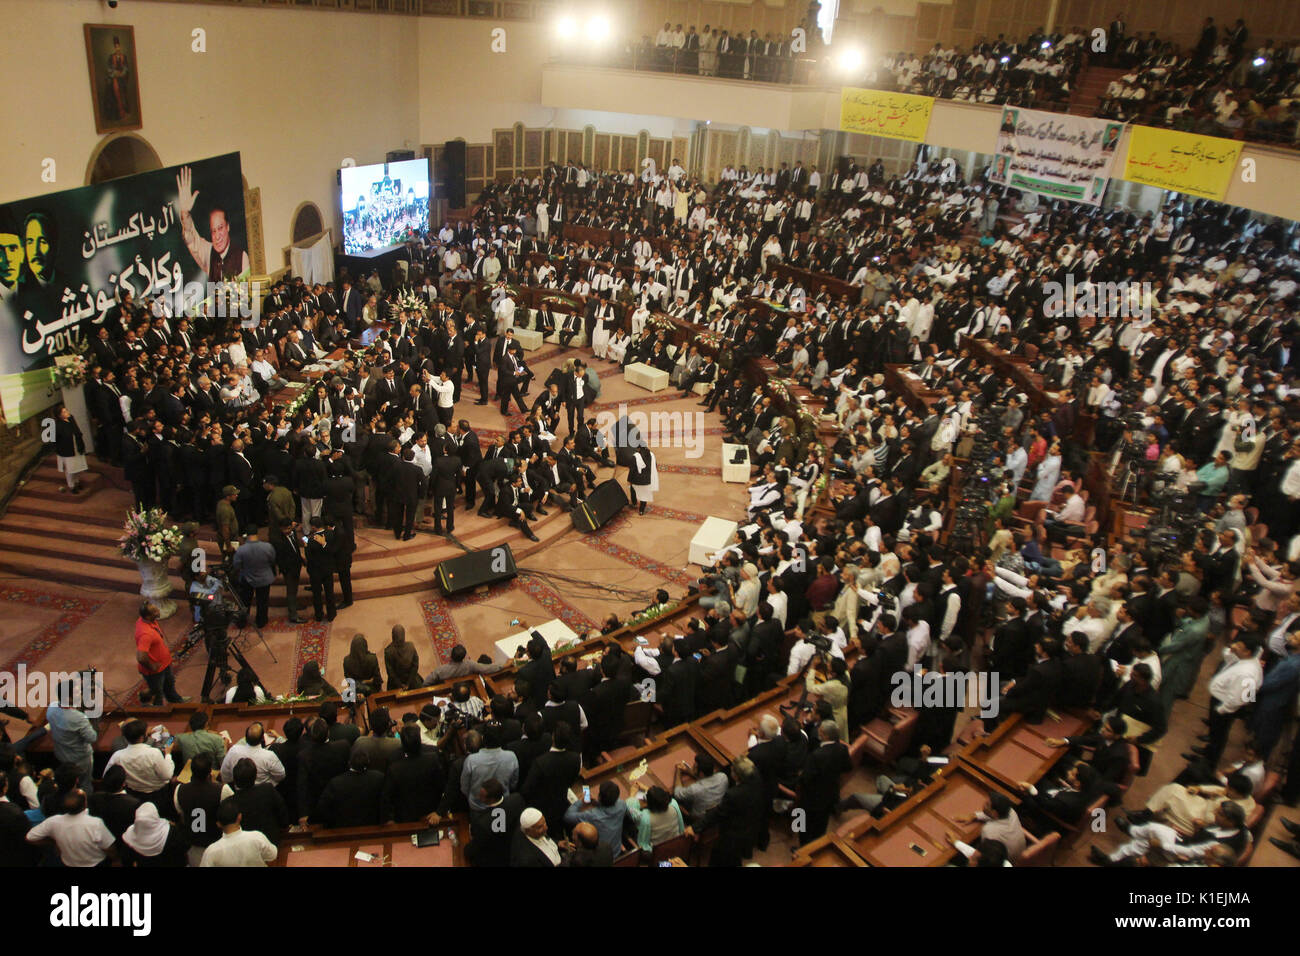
[0,151,247,375]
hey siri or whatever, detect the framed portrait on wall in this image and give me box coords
[84,24,142,133]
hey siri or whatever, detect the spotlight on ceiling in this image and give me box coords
[554,15,577,39]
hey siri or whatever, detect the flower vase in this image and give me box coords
[136,558,177,619]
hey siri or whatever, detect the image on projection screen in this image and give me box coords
[340,158,430,255]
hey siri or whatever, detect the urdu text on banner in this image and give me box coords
[0,151,248,378]
[839,88,935,143]
[987,106,1123,206]
[1121,126,1244,201]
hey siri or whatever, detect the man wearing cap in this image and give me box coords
[264,476,294,545]
[512,806,561,866]
[216,486,240,556]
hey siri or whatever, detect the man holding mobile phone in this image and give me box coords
[304,517,337,622]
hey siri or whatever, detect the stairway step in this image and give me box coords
[0,513,574,604]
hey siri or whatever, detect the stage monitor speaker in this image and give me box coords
[386,149,416,163]
[435,544,517,596]
[442,140,467,209]
[571,479,628,533]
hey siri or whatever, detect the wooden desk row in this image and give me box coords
[275,818,468,868]
[790,708,1095,867]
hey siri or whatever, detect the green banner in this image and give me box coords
[0,151,247,377]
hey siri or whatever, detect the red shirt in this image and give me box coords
[135,619,171,675]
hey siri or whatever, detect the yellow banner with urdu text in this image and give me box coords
[839,88,934,143]
[1121,126,1244,201]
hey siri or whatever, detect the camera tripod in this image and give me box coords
[180,577,276,703]
[1115,455,1152,505]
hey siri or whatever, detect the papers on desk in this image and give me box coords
[628,758,650,782]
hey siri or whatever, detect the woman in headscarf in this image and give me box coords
[384,624,421,691]
[297,660,338,698]
[343,633,381,697]
[120,802,189,867]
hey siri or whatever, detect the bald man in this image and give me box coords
[564,821,613,867]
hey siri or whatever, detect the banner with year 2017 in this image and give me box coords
[988,106,1123,206]
[0,151,248,382]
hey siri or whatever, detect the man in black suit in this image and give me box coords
[1047,714,1134,787]
[496,473,539,542]
[296,718,350,822]
[1020,762,1104,827]
[381,726,445,823]
[506,715,552,786]
[339,279,363,331]
[228,757,292,846]
[990,638,1066,728]
[989,596,1034,680]
[1059,631,1103,708]
[522,723,583,836]
[496,330,528,415]
[796,721,852,844]
[431,446,461,535]
[694,756,767,866]
[511,806,561,867]
[580,656,634,765]
[564,363,589,435]
[451,420,482,510]
[469,327,492,404]
[391,447,427,541]
[312,750,384,828]
[746,714,789,825]
[463,778,526,867]
[559,311,584,349]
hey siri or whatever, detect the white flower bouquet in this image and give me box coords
[118,508,183,563]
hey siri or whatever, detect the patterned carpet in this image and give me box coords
[577,511,697,588]
[419,573,600,666]
[0,586,104,674]
[657,464,723,477]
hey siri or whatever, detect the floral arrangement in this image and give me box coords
[282,382,311,419]
[396,289,427,316]
[624,600,679,630]
[271,693,312,705]
[118,508,183,564]
[52,353,88,389]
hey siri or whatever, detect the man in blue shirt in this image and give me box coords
[46,690,99,791]
[232,529,277,629]
[460,725,519,811]
[563,780,628,854]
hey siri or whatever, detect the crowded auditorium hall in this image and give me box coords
[0,0,1298,898]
